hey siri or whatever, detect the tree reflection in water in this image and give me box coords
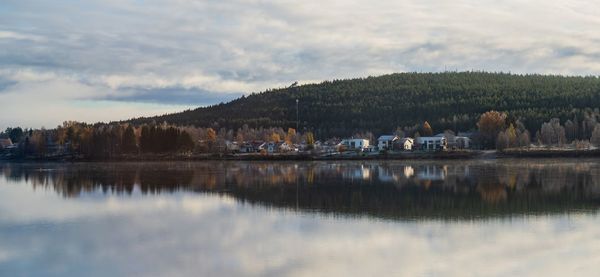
[2,159,600,219]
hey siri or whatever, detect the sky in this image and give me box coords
[2,0,600,130]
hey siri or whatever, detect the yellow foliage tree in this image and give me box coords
[506,123,517,147]
[286,128,296,144]
[271,132,281,142]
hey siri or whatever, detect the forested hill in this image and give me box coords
[126,72,600,138]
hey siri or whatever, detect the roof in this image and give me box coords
[399,137,414,143]
[418,136,446,140]
[342,138,368,142]
[377,135,398,140]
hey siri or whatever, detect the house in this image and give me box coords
[0,138,13,149]
[451,136,471,149]
[435,132,472,149]
[320,139,339,154]
[225,141,240,152]
[363,145,378,153]
[239,142,257,153]
[458,131,479,149]
[339,138,369,151]
[377,135,399,150]
[278,142,297,152]
[394,137,414,151]
[259,142,278,153]
[416,136,447,151]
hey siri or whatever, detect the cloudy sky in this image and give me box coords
[2,0,600,130]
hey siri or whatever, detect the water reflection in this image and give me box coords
[2,160,600,219]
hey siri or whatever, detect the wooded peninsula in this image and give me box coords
[3,71,600,160]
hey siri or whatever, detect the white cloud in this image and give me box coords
[2,0,600,128]
[0,78,193,129]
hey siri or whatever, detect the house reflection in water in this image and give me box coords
[403,166,414,178]
[343,164,372,181]
[4,160,600,219]
[416,165,447,181]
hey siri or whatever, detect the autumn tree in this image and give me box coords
[206,128,217,151]
[29,130,48,156]
[177,131,195,152]
[306,132,315,149]
[122,125,137,153]
[477,111,507,148]
[496,131,509,151]
[421,121,433,136]
[564,120,576,142]
[505,124,517,147]
[540,118,566,146]
[286,128,296,144]
[270,132,281,142]
[518,130,531,148]
[591,123,600,146]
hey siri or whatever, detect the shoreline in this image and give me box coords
[3,149,600,162]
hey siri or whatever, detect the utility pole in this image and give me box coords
[296,99,299,131]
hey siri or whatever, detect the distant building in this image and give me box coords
[377,135,399,150]
[339,138,370,151]
[363,145,378,153]
[435,132,473,149]
[225,141,240,152]
[416,136,447,151]
[451,136,471,149]
[320,139,340,154]
[259,142,278,153]
[458,131,479,149]
[239,142,257,153]
[278,142,297,152]
[394,137,414,151]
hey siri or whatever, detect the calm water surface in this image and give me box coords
[2,159,600,276]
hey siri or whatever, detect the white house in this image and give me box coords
[377,135,399,150]
[259,142,277,153]
[225,141,240,152]
[339,138,369,151]
[363,145,378,153]
[416,136,447,151]
[451,136,471,149]
[239,142,257,153]
[278,142,297,152]
[395,137,414,151]
[435,133,471,149]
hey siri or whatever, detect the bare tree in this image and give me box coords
[591,123,600,146]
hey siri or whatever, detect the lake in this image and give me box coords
[1,159,600,276]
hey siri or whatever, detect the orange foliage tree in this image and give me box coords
[477,110,507,148]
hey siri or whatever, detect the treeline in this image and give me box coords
[125,71,600,138]
[5,108,600,159]
[1,123,197,159]
[476,109,600,150]
[0,122,313,159]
